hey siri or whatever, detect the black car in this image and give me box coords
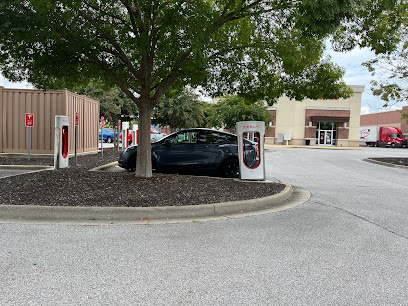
[118,128,258,178]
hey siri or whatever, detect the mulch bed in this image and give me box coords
[0,148,285,207]
[368,157,408,167]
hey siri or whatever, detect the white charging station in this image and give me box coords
[122,121,129,149]
[54,115,69,169]
[236,121,265,180]
[132,124,138,145]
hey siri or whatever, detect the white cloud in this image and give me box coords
[0,74,33,89]
[377,105,401,112]
[325,45,407,113]
[360,105,371,115]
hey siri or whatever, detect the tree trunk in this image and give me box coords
[135,103,154,178]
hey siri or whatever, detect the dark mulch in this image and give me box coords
[368,157,408,167]
[0,148,285,207]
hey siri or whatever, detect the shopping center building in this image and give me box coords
[266,85,364,147]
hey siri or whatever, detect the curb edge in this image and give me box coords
[0,184,311,225]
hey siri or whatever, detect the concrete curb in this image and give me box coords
[0,150,100,159]
[0,165,54,171]
[89,161,119,172]
[0,184,311,225]
[363,158,408,170]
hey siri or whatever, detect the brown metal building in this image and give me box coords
[0,87,100,155]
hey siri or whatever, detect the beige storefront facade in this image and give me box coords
[266,85,364,147]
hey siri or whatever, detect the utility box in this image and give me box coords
[236,121,265,181]
[277,133,284,144]
[54,115,69,169]
[283,133,291,145]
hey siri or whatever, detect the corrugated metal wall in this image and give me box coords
[65,90,99,153]
[0,87,99,154]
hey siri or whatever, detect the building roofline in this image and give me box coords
[349,85,365,93]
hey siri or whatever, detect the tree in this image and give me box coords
[363,24,408,107]
[0,1,405,177]
[152,89,207,131]
[208,96,272,130]
[76,84,138,124]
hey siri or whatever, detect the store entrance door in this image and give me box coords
[319,130,333,145]
[317,122,336,145]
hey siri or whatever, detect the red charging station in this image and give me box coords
[54,115,69,169]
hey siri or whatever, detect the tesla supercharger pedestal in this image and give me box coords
[54,115,69,169]
[122,122,129,149]
[236,121,265,180]
[132,124,138,145]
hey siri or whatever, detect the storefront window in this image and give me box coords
[318,122,337,130]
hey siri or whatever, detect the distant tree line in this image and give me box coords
[77,84,272,131]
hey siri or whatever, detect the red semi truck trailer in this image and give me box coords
[360,126,408,148]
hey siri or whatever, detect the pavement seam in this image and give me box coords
[312,200,408,241]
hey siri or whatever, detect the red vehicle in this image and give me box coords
[360,126,407,148]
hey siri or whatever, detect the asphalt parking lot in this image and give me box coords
[1,146,408,305]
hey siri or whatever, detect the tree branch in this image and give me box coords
[152,70,184,102]
[88,54,139,103]
[118,0,141,36]
[82,0,127,26]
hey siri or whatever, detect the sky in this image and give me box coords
[325,45,405,114]
[0,46,403,115]
[0,74,33,90]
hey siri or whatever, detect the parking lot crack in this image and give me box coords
[313,200,408,241]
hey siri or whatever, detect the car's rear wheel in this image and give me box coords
[106,136,112,143]
[220,159,239,178]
